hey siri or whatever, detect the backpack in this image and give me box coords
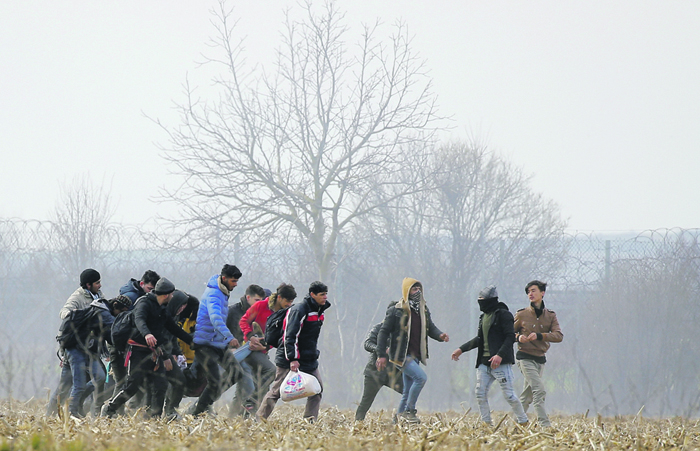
[111,310,135,352]
[56,306,98,350]
[264,307,290,348]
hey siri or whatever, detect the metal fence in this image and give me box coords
[1,219,698,417]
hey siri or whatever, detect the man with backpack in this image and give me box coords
[101,278,193,418]
[47,268,104,417]
[257,281,330,422]
[56,295,132,418]
[234,283,295,416]
[451,285,529,426]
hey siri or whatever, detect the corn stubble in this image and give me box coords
[0,400,697,450]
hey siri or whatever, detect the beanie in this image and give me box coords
[80,268,101,286]
[154,277,176,295]
[478,285,498,300]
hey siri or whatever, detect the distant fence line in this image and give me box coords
[1,218,698,417]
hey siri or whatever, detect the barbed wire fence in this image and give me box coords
[1,218,698,416]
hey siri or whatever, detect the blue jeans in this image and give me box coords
[64,347,105,416]
[475,363,528,424]
[398,357,427,413]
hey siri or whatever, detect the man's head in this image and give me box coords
[525,280,547,304]
[409,282,422,296]
[309,281,328,306]
[244,284,266,307]
[477,285,499,313]
[80,268,101,294]
[107,295,132,316]
[275,283,297,309]
[140,270,160,293]
[153,277,176,304]
[221,264,242,291]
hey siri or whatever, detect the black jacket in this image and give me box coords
[226,296,250,343]
[275,294,331,372]
[376,303,443,366]
[458,301,516,367]
[131,293,192,350]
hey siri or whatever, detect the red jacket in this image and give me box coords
[239,298,274,341]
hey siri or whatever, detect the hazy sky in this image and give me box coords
[2,1,699,232]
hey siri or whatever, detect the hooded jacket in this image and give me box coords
[375,278,445,366]
[275,294,331,372]
[193,275,235,349]
[119,278,148,306]
[131,292,192,349]
[458,299,516,367]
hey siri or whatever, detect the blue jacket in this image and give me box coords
[119,278,145,307]
[193,275,234,349]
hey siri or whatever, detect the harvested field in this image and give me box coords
[1,400,698,450]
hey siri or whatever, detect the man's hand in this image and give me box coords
[451,348,463,361]
[440,333,450,342]
[376,357,387,371]
[518,333,537,343]
[249,336,265,352]
[145,334,157,347]
[163,356,173,372]
[489,354,502,369]
[228,338,240,349]
[290,360,300,372]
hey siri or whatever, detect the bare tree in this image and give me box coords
[158,1,442,281]
[50,174,117,279]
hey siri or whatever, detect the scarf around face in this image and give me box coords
[478,297,499,313]
[408,291,421,313]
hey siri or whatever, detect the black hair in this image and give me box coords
[221,264,242,279]
[276,283,297,301]
[525,280,547,294]
[141,270,161,286]
[309,281,328,294]
[108,295,132,312]
[245,284,266,298]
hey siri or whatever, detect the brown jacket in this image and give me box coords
[513,304,563,358]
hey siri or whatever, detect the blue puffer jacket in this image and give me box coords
[193,275,234,349]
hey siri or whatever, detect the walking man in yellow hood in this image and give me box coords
[376,278,449,423]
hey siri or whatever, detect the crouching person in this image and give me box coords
[451,285,528,426]
[257,281,330,422]
[102,278,193,418]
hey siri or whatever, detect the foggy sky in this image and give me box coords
[1,1,699,232]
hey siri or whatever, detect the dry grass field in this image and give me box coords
[1,399,698,450]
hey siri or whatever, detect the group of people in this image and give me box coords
[47,265,330,422]
[356,278,563,427]
[47,266,562,428]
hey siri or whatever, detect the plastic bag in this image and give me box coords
[281,370,322,402]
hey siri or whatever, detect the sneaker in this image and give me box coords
[164,411,181,422]
[398,410,421,424]
[100,403,116,418]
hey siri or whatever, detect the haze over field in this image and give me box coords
[1,1,699,231]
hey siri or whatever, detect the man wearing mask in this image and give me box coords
[376,278,449,424]
[451,285,528,426]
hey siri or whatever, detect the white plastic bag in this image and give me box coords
[281,370,322,402]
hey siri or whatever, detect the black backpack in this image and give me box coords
[56,306,98,350]
[111,310,135,352]
[264,307,290,348]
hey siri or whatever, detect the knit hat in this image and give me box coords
[80,268,101,286]
[478,285,498,300]
[154,277,176,295]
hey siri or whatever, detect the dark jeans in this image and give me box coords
[164,357,186,414]
[192,345,245,415]
[105,348,168,418]
[355,361,403,421]
[230,351,276,416]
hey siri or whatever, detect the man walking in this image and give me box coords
[451,285,528,426]
[514,280,563,428]
[257,281,330,422]
[189,264,246,416]
[119,270,160,305]
[375,278,448,424]
[101,278,193,418]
